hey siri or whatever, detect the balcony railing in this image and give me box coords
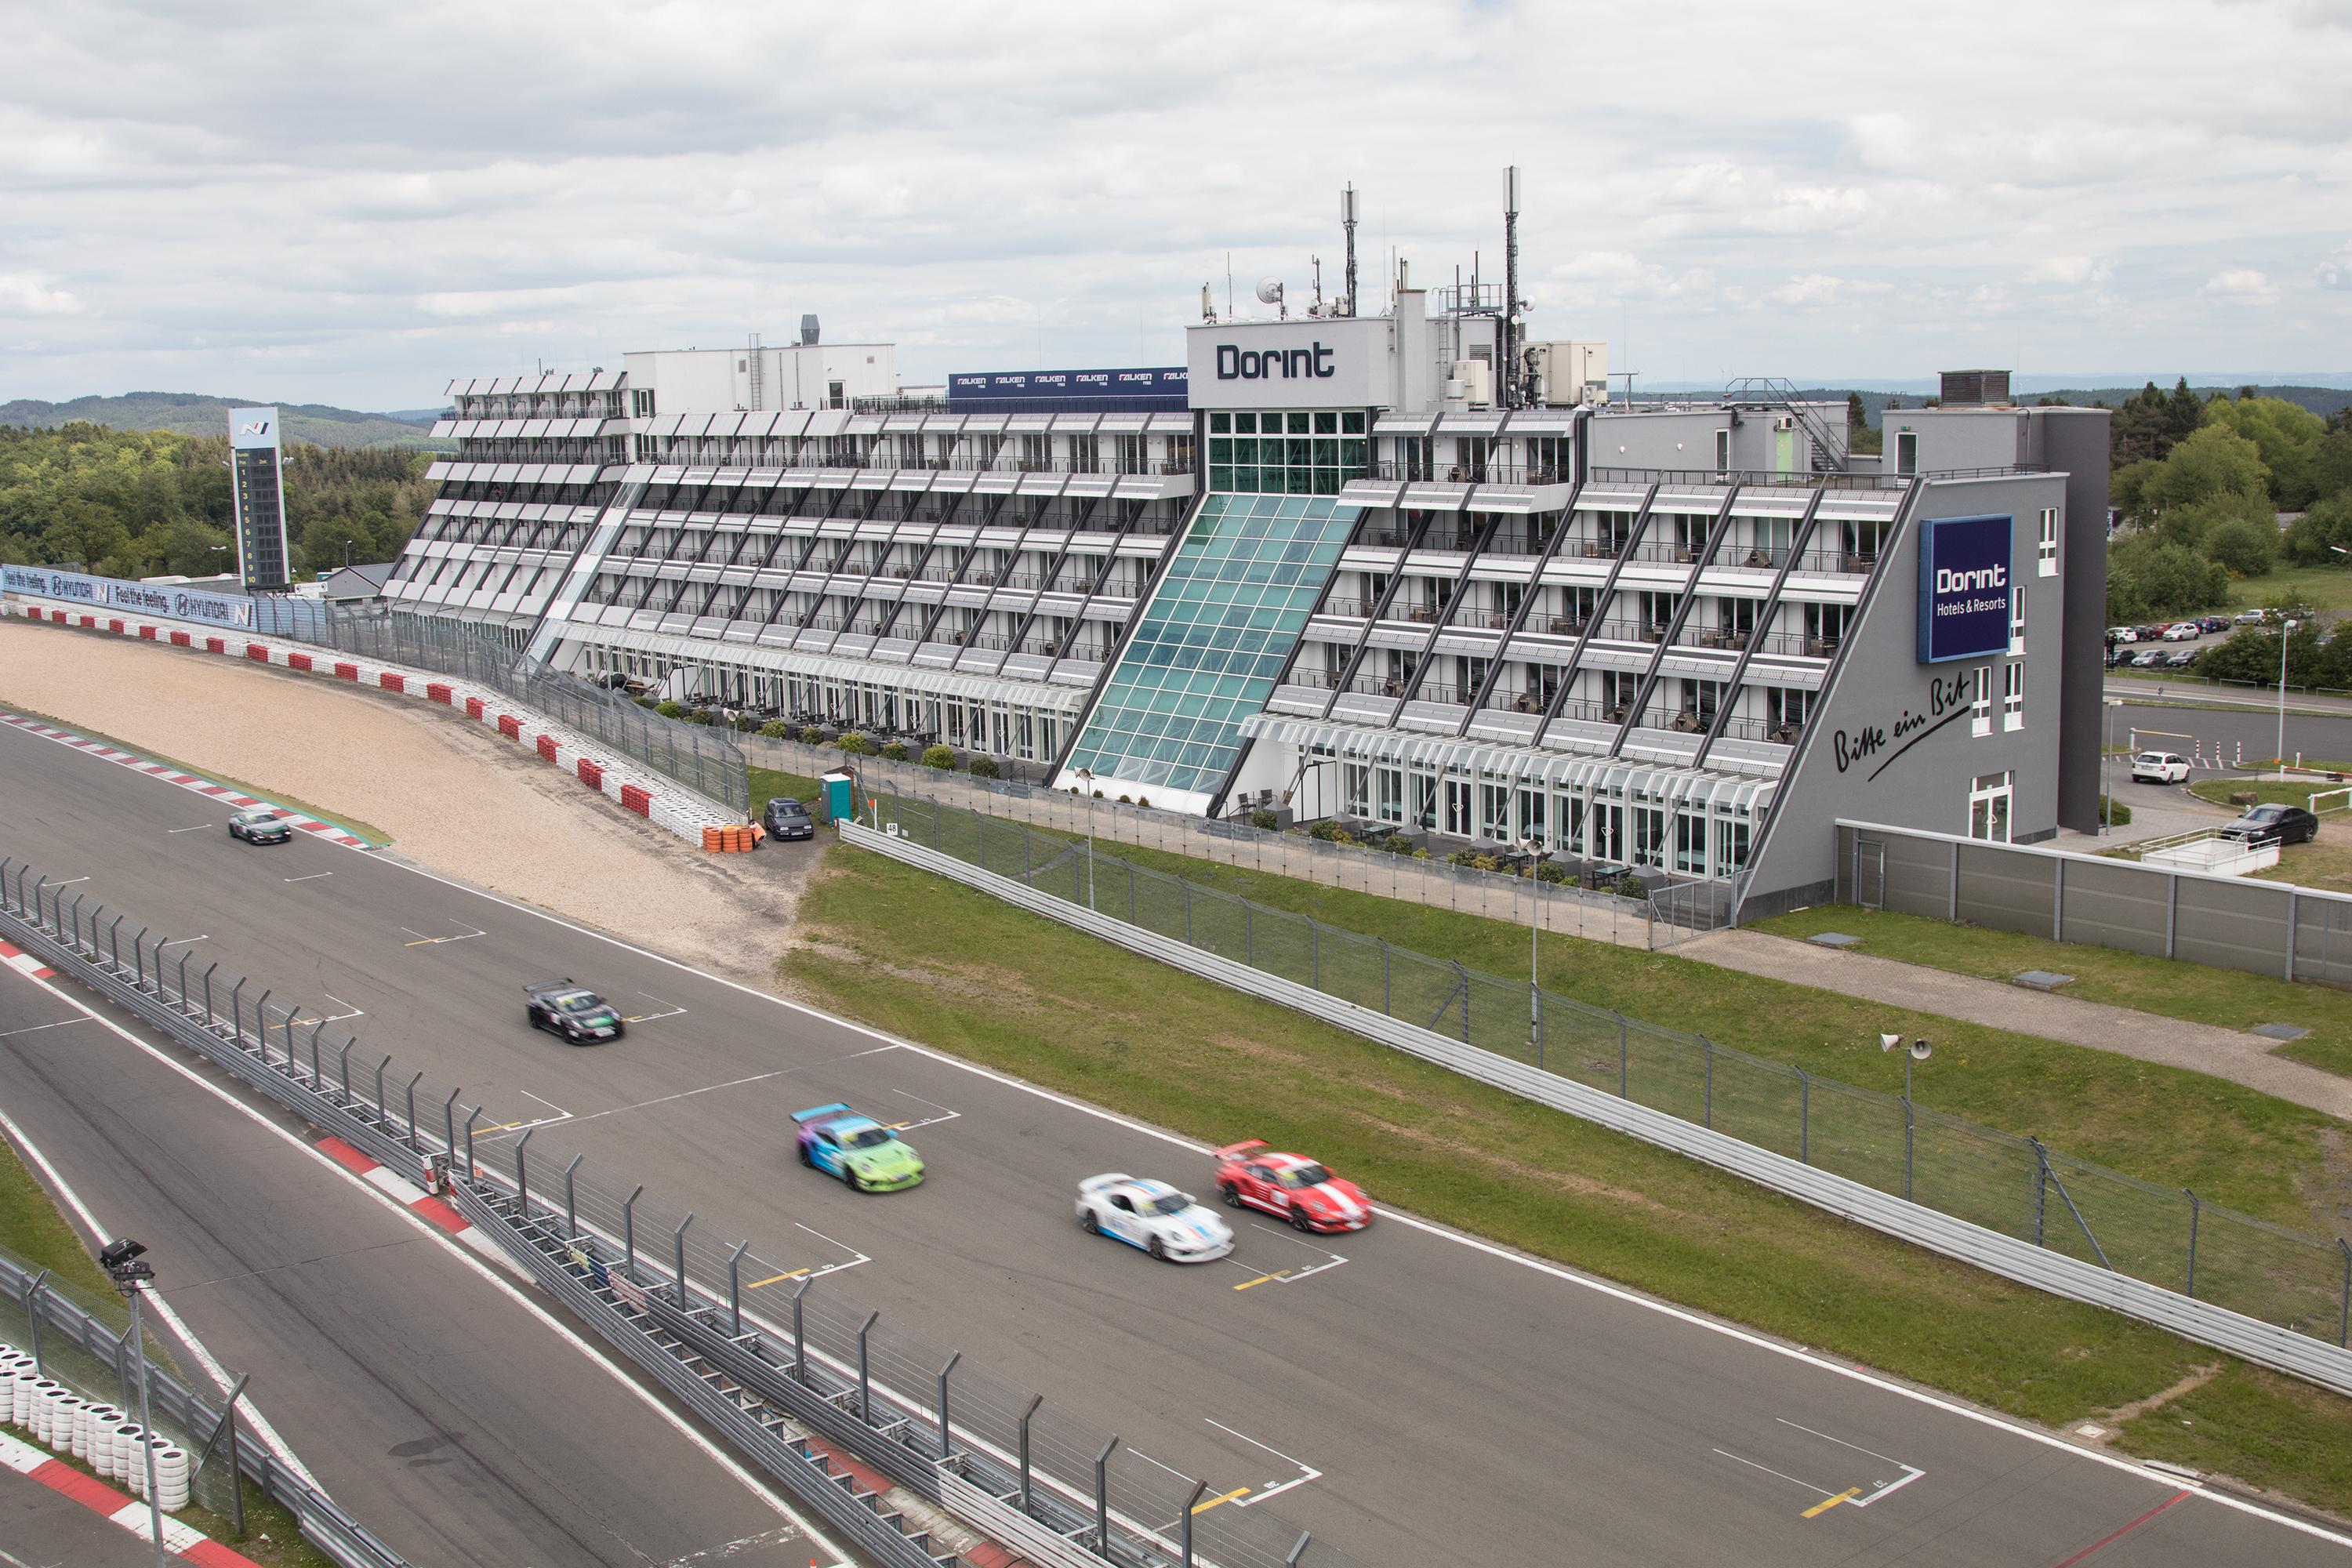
[1366,462,1572,487]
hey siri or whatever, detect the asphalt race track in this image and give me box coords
[0,929,827,1563]
[4,714,2347,1567]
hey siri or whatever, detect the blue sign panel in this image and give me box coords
[946,366,1187,402]
[1916,514,2013,663]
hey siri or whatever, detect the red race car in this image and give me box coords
[1212,1142,1374,1232]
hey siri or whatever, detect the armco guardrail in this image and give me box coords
[0,1244,408,1566]
[0,857,1366,1568]
[841,800,2352,1401]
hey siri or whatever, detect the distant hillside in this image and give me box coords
[1791,384,2352,430]
[0,391,449,451]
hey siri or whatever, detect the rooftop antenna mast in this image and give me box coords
[1503,165,1522,408]
[1341,183,1359,317]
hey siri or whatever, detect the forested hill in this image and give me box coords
[1796,385,2352,430]
[0,423,433,581]
[0,392,447,451]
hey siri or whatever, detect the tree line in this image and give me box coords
[0,422,434,581]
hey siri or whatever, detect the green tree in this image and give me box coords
[2285,494,2352,564]
[2105,536,2228,621]
[2134,424,2270,519]
[41,496,131,572]
[2203,396,2328,509]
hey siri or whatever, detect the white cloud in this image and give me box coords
[0,0,2346,404]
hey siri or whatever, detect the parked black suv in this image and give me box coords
[762,796,817,841]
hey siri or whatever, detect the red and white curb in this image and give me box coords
[0,712,373,848]
[0,1426,261,1566]
[0,939,57,980]
[4,600,736,846]
[312,1134,510,1269]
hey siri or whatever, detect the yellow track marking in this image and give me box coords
[1802,1488,1861,1519]
[1232,1269,1291,1290]
[746,1268,812,1289]
[1192,1487,1250,1513]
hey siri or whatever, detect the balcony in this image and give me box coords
[1368,461,1570,487]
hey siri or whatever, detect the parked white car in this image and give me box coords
[2130,751,2190,784]
[1075,1174,1235,1263]
[2161,622,2201,642]
[2107,626,2138,644]
[2235,609,2267,625]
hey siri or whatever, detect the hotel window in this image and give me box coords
[2038,507,2059,575]
[1711,816,1751,879]
[1675,812,1708,874]
[1971,666,1991,736]
[2003,661,2025,731]
[1895,430,1918,477]
[2009,584,2027,655]
[1969,771,2013,843]
[1714,428,1732,475]
[1206,410,1368,495]
[1342,764,1370,818]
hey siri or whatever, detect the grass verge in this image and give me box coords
[749,764,825,818]
[2189,777,2352,810]
[0,1132,336,1566]
[0,699,393,847]
[1748,903,2352,1083]
[1058,837,2346,1229]
[782,844,2352,1516]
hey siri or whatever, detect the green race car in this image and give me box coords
[792,1102,924,1192]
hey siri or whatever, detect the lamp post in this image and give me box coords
[1523,835,1546,1047]
[100,1239,168,1568]
[2278,617,2302,781]
[2103,698,2122,834]
[1075,768,1097,909]
[1880,1033,1933,1203]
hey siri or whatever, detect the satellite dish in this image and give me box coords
[1254,277,1286,306]
[1909,1039,1934,1062]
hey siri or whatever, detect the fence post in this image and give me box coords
[24,1270,48,1374]
[1184,880,1192,944]
[1617,1012,1628,1098]
[279,1005,302,1070]
[2033,1152,2048,1247]
[201,964,216,1026]
[212,1374,249,1538]
[1381,939,1392,1014]
[2184,1189,2200,1298]
[728,1241,749,1336]
[106,913,121,970]
[513,1126,535,1218]
[564,1154,583,1240]
[1311,920,1320,991]
[789,1276,811,1378]
[936,1350,961,1457]
[374,1056,391,1131]
[2030,1138,2112,1269]
[176,951,189,1008]
[1904,1089,1915,1202]
[339,1039,355,1102]
[1180,1477,1208,1568]
[404,1073,423,1151]
[857,1311,880,1424]
[1795,1067,1809,1163]
[1454,963,1472,1044]
[132,926,147,988]
[1245,902,1253,965]
[442,1087,460,1157]
[463,1106,481,1177]
[1287,1533,1313,1567]
[1703,1036,1715,1129]
[1129,861,1138,924]
[673,1212,695,1307]
[310,1018,325,1085]
[2339,1239,2350,1349]
[1094,1436,1120,1552]
[623,1185,644,1279]
[251,990,271,1054]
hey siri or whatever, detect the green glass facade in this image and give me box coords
[1205,409,1368,495]
[1064,493,1359,797]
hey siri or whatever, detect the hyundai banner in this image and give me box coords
[1915,514,2013,663]
[2,565,256,630]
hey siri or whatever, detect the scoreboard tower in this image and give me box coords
[227,406,292,590]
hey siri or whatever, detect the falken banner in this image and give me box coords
[2,565,256,629]
[1916,514,2013,662]
[946,367,1186,401]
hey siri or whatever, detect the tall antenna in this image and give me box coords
[1341,183,1359,318]
[1503,165,1522,408]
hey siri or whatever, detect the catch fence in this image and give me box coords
[248,600,749,815]
[865,788,2352,1368]
[0,1243,409,1566]
[0,854,1364,1568]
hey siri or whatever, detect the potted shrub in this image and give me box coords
[655,699,686,719]
[759,720,789,739]
[880,741,908,761]
[969,757,1000,779]
[799,725,826,746]
[837,731,873,755]
[921,744,956,770]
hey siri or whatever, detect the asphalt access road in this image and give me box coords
[3,717,2347,1567]
[0,964,826,1566]
[2108,686,2352,768]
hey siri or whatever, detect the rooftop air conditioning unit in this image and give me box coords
[1774,415,1795,432]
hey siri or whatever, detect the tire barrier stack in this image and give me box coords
[701,824,760,852]
[2,1348,194,1509]
[2,597,742,848]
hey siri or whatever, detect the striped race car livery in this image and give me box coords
[1212,1141,1374,1232]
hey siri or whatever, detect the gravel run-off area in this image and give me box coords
[0,619,807,984]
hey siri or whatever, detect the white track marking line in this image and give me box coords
[282,872,333,884]
[621,993,688,1025]
[318,993,365,1024]
[0,961,851,1563]
[1203,1419,1321,1507]
[35,735,2352,1555]
[1851,1466,1926,1508]
[1714,1447,1837,1501]
[1775,1417,1905,1468]
[164,825,212,834]
[789,1222,872,1279]
[0,1018,86,1040]
[155,935,209,949]
[1768,1419,1927,1508]
[562,1071,785,1127]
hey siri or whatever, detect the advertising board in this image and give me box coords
[946,367,1186,402]
[1915,514,2013,663]
[2,564,256,629]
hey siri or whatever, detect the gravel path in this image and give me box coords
[1684,926,2352,1120]
[0,619,808,985]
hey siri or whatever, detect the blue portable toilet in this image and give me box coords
[820,770,856,825]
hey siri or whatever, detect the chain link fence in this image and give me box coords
[872,786,2352,1355]
[245,601,749,815]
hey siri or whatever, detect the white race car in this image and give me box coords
[1075,1174,1235,1263]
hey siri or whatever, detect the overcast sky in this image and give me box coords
[5,1,2347,411]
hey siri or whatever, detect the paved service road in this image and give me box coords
[0,954,829,1565]
[3,716,2347,1566]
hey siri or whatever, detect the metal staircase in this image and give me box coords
[1722,377,1849,472]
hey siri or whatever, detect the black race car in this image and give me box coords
[227,808,293,844]
[2220,803,2320,848]
[524,978,626,1043]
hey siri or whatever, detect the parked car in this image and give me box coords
[2105,645,2136,669]
[762,795,817,840]
[2161,622,2201,642]
[2199,616,2231,634]
[2129,752,2190,784]
[2107,626,2139,644]
[2129,648,2169,668]
[2220,803,2320,847]
[2133,625,2165,641]
[2164,648,2200,668]
[2236,608,2268,625]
